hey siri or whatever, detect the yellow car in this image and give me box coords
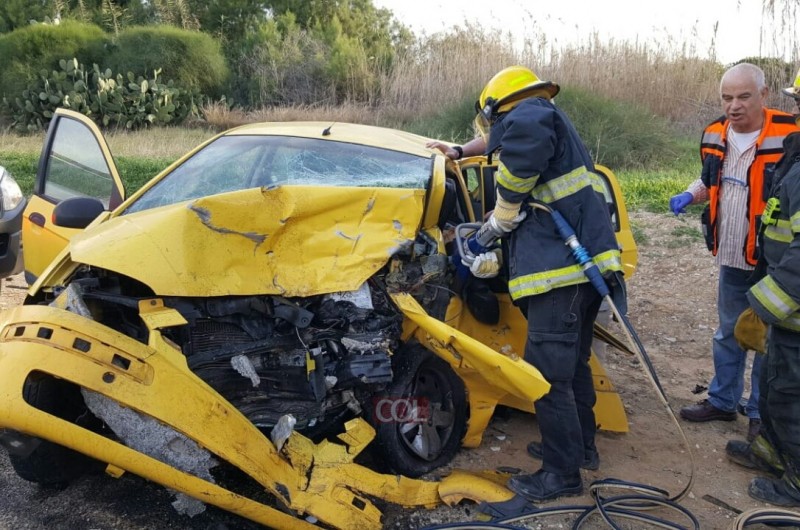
[0,108,637,529]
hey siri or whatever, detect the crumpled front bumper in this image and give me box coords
[0,303,515,529]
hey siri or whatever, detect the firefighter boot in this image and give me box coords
[507,469,582,502]
[748,476,800,507]
[725,439,783,477]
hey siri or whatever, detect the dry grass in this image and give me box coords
[198,15,798,135]
[102,127,219,158]
[201,99,409,131]
[0,128,218,159]
[539,36,724,133]
[0,131,46,152]
[378,24,516,117]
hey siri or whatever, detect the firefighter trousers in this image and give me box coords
[760,325,800,497]
[522,282,602,475]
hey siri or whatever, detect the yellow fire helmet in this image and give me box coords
[474,65,560,140]
[782,66,800,99]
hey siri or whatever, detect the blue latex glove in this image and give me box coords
[669,192,693,215]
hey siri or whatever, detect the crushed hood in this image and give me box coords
[68,186,426,297]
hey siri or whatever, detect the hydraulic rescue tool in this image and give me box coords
[449,201,800,529]
[451,202,702,529]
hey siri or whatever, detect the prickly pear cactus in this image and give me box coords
[2,57,206,132]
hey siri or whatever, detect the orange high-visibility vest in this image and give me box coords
[700,108,798,265]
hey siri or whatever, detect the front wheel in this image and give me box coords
[370,348,467,477]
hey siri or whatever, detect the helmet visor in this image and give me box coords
[474,99,494,143]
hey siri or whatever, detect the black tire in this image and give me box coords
[7,372,99,486]
[370,347,467,478]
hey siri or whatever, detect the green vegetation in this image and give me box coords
[0,20,105,100]
[104,26,229,98]
[1,151,173,197]
[116,157,175,194]
[663,222,705,248]
[0,151,37,196]
[4,58,205,132]
[0,0,797,215]
[629,220,649,246]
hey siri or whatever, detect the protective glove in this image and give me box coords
[734,307,768,354]
[470,251,501,279]
[490,194,526,233]
[669,192,693,215]
[604,270,628,317]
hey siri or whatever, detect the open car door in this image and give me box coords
[22,108,125,284]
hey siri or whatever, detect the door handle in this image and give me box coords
[29,212,46,227]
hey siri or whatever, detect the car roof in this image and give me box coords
[223,121,439,158]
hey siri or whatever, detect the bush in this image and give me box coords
[0,20,105,100]
[556,86,692,170]
[234,14,333,107]
[2,58,205,132]
[404,87,693,171]
[103,26,229,99]
[404,95,477,144]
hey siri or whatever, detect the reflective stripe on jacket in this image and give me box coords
[700,108,797,265]
[748,131,800,332]
[488,98,622,301]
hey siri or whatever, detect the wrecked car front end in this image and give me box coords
[0,116,553,528]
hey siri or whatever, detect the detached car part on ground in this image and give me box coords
[0,109,638,529]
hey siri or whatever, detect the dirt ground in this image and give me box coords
[0,211,795,530]
[386,211,794,529]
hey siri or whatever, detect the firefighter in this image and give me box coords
[452,66,624,502]
[727,68,800,508]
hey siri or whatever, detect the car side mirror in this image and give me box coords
[52,196,106,229]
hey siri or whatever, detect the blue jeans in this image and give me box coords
[707,266,762,418]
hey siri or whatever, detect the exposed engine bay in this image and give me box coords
[42,231,452,440]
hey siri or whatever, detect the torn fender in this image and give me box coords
[437,470,515,506]
[390,292,550,404]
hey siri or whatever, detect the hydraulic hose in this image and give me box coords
[432,204,800,529]
[437,202,701,529]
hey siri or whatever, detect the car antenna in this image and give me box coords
[322,123,335,136]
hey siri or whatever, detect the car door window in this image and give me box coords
[44,117,116,207]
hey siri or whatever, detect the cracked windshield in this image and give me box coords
[124,135,432,214]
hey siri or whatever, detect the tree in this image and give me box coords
[760,0,799,63]
[269,0,413,67]
[185,0,271,40]
[0,0,51,33]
